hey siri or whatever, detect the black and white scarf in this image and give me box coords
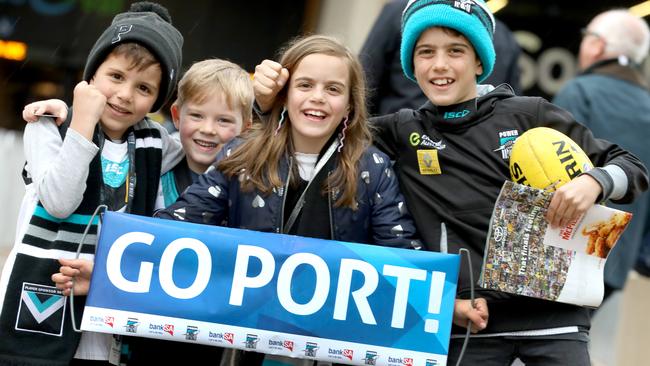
[0,117,163,366]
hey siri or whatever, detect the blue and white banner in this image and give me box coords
[82,212,460,366]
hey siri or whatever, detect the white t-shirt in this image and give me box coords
[295,152,318,181]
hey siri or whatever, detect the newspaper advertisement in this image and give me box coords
[480,181,632,307]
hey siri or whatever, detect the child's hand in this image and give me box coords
[546,174,602,228]
[253,59,289,113]
[22,99,68,125]
[453,298,488,333]
[70,81,106,140]
[51,258,94,296]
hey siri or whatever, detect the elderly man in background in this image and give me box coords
[554,9,650,301]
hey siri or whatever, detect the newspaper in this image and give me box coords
[480,181,632,307]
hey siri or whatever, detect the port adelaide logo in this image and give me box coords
[124,318,139,333]
[494,129,519,160]
[16,283,66,336]
[304,342,319,357]
[364,350,378,365]
[245,334,259,349]
[184,325,199,341]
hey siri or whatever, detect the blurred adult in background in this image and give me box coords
[553,9,650,299]
[360,0,522,116]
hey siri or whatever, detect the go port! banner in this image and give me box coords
[81,212,459,366]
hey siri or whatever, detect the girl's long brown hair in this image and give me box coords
[218,34,371,209]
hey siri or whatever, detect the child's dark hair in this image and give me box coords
[109,43,159,73]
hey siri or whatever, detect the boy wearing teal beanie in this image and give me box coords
[400,0,496,83]
[377,0,646,364]
[252,1,649,364]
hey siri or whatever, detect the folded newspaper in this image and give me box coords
[480,181,632,307]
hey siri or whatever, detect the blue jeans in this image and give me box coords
[446,337,590,366]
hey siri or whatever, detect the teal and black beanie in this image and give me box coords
[83,1,184,112]
[400,0,496,83]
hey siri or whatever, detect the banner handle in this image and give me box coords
[455,247,475,366]
[440,222,475,365]
[69,204,107,333]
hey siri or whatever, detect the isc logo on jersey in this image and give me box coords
[509,127,593,190]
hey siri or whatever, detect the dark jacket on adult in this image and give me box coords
[371,84,649,335]
[553,58,650,290]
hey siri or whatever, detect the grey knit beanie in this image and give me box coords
[83,1,183,112]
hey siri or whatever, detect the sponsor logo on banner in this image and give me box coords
[268,337,285,351]
[163,324,174,336]
[388,356,414,366]
[245,334,259,349]
[364,351,378,365]
[208,331,234,344]
[125,318,139,333]
[304,342,319,357]
[104,316,114,327]
[224,332,234,344]
[425,359,439,366]
[328,348,354,361]
[89,315,114,328]
[268,336,294,352]
[16,282,66,336]
[149,323,173,335]
[343,349,354,361]
[283,340,294,352]
[185,325,198,341]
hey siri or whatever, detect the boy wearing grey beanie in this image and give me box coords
[83,1,183,113]
[0,2,184,365]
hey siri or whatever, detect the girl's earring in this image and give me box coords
[274,106,288,136]
[337,116,349,153]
